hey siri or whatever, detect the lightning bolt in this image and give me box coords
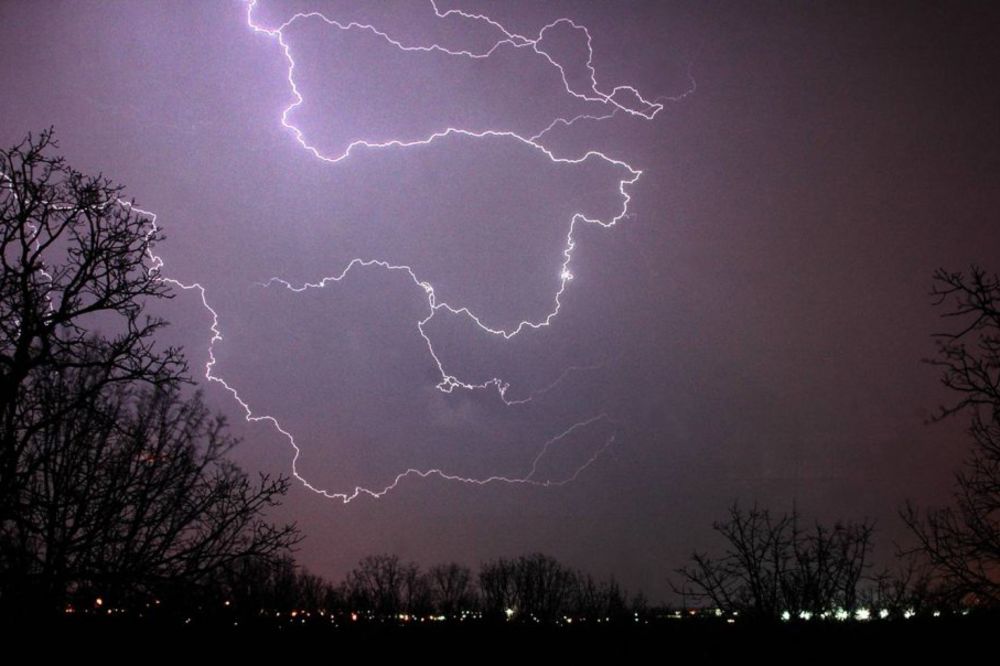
[244,0,667,164]
[138,205,621,503]
[14,1,693,502]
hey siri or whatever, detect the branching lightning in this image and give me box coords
[106,1,690,502]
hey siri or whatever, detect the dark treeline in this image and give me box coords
[190,551,645,625]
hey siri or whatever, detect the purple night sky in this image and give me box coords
[2,0,998,602]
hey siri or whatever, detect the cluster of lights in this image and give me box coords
[664,606,962,623]
[57,596,974,627]
[771,606,949,622]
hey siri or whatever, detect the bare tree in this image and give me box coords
[901,266,1000,607]
[427,562,477,616]
[402,562,433,616]
[219,554,340,617]
[1,129,186,519]
[0,129,299,615]
[12,367,299,613]
[863,552,941,614]
[478,555,517,619]
[343,553,415,616]
[574,573,628,620]
[673,502,875,619]
[479,553,579,622]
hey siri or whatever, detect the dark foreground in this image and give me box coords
[14,614,996,659]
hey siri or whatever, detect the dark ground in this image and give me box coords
[19,613,995,659]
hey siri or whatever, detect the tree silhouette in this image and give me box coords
[479,553,579,622]
[343,553,416,616]
[673,502,875,619]
[427,562,477,616]
[0,129,299,616]
[1,128,185,525]
[902,266,1000,607]
[218,554,340,617]
[573,572,629,621]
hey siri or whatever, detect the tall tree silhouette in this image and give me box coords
[1,128,184,523]
[0,129,299,615]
